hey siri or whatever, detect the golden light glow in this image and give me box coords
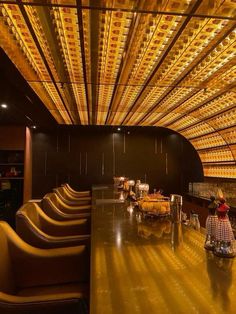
[0,0,235,178]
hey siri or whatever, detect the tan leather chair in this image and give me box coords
[0,220,89,314]
[44,192,91,215]
[62,183,91,197]
[42,193,91,221]
[53,187,91,206]
[16,202,90,249]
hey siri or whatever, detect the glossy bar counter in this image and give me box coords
[90,187,236,314]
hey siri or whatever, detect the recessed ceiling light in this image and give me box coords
[1,103,7,109]
[117,127,121,131]
[31,125,37,129]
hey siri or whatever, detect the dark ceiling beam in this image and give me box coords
[36,5,81,124]
[16,0,74,124]
[76,0,90,124]
[120,0,203,126]
[147,25,236,127]
[2,1,236,21]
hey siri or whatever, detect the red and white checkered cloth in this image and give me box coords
[206,215,218,237]
[216,219,235,241]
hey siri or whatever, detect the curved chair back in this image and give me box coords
[53,187,91,205]
[42,194,90,221]
[16,202,90,249]
[0,220,90,313]
[42,194,65,220]
[0,222,15,294]
[16,203,52,247]
[62,183,91,197]
[43,192,61,209]
[43,192,74,211]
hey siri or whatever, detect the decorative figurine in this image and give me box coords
[214,198,235,258]
[204,196,218,250]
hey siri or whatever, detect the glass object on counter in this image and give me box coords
[189,213,200,230]
[127,180,135,192]
[113,176,128,190]
[135,180,141,197]
[171,222,183,251]
[170,194,182,223]
[138,183,149,198]
[113,176,120,187]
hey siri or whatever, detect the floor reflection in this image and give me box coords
[206,251,234,312]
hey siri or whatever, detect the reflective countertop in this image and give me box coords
[90,188,236,314]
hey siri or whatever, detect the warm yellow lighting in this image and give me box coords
[0,0,235,178]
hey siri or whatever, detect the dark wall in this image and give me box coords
[32,126,203,198]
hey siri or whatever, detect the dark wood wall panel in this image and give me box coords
[0,126,25,150]
[32,126,203,198]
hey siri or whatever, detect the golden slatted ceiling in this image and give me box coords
[0,0,235,179]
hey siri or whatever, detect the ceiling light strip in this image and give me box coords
[163,85,235,128]
[96,8,133,125]
[107,12,184,124]
[0,5,68,123]
[104,8,138,124]
[138,21,236,126]
[76,0,90,124]
[23,5,77,123]
[121,0,203,126]
[16,0,74,124]
[176,100,236,133]
[50,6,87,123]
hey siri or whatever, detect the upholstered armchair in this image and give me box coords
[53,187,91,206]
[62,183,91,198]
[43,193,91,215]
[16,202,90,249]
[42,194,91,221]
[0,221,89,314]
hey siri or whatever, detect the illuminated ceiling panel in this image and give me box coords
[190,133,227,150]
[181,123,215,139]
[198,147,234,163]
[0,0,235,178]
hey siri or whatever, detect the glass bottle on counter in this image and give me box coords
[135,180,141,198]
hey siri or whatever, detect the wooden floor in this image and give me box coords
[90,187,236,314]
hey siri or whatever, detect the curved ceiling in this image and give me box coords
[0,0,235,179]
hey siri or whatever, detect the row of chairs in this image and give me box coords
[0,183,92,314]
